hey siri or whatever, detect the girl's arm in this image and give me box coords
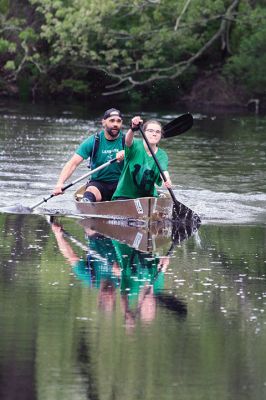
[126,116,143,147]
[162,171,172,189]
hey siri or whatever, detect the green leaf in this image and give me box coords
[4,60,15,70]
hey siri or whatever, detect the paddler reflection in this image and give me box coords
[51,222,120,314]
[117,241,170,331]
[50,218,190,329]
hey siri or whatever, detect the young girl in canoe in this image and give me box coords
[112,116,172,200]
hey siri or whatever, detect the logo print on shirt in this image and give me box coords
[132,164,155,193]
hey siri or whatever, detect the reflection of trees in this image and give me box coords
[0,213,52,400]
[76,333,100,400]
[208,225,266,323]
[171,224,266,326]
[1,213,265,400]
[0,214,51,279]
[0,359,35,400]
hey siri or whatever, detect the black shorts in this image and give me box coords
[114,196,131,200]
[86,180,118,202]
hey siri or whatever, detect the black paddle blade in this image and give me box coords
[156,293,187,318]
[172,198,201,226]
[163,113,193,138]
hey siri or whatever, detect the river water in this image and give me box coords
[0,101,266,400]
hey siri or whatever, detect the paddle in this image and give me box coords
[138,123,200,223]
[163,113,193,138]
[49,216,107,261]
[30,158,118,210]
[3,157,117,214]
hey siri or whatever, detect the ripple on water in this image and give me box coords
[173,188,266,225]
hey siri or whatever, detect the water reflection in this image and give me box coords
[1,212,266,400]
[50,216,196,331]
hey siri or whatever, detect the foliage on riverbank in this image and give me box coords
[0,0,265,107]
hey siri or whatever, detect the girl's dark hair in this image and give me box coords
[143,120,164,137]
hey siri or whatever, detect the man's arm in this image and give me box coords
[51,223,80,265]
[53,153,84,195]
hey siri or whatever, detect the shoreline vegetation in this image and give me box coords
[1,1,265,112]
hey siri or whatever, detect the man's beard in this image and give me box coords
[106,127,119,137]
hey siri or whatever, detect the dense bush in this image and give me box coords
[0,0,265,103]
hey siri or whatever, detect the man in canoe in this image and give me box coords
[53,108,125,202]
[112,116,172,200]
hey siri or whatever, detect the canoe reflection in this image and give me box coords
[51,217,199,330]
[78,216,200,254]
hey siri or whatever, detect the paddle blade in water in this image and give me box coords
[156,293,187,318]
[163,113,193,138]
[171,197,201,226]
[0,204,33,214]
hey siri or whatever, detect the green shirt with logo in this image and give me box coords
[112,240,164,308]
[76,130,124,182]
[112,138,168,199]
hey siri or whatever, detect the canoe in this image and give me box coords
[75,184,173,223]
[74,184,201,226]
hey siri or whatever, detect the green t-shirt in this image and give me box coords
[112,240,164,308]
[72,236,120,288]
[76,130,124,182]
[112,138,168,199]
